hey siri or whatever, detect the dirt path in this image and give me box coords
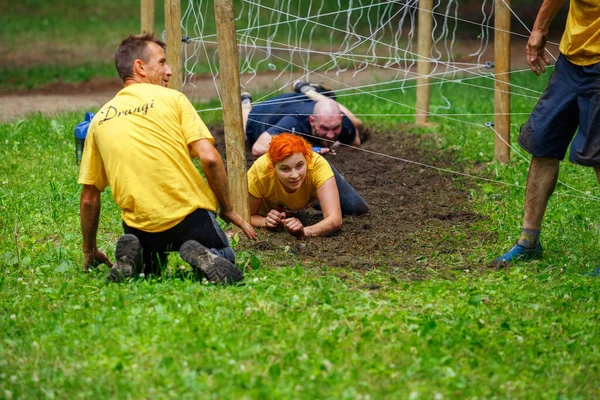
[0,67,421,122]
[210,125,490,279]
[0,39,532,123]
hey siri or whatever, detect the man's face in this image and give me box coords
[310,114,343,147]
[143,42,172,87]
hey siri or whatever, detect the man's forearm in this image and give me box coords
[533,0,565,33]
[80,186,101,253]
[201,151,234,213]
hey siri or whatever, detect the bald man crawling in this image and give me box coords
[242,81,364,156]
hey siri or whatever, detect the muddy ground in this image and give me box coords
[210,125,492,280]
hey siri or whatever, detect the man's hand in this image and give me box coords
[318,147,336,156]
[265,209,286,229]
[83,248,112,272]
[282,217,306,239]
[526,30,551,76]
[221,209,257,240]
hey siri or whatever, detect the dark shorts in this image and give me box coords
[245,93,312,145]
[518,54,600,166]
[122,209,233,275]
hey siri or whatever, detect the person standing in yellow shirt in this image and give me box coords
[489,0,600,269]
[78,33,256,283]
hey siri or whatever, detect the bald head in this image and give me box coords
[313,98,342,119]
[309,98,344,146]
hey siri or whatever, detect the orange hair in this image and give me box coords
[267,133,314,166]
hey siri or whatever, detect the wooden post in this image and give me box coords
[165,0,182,90]
[415,0,433,125]
[494,0,511,163]
[141,0,155,34]
[214,0,250,224]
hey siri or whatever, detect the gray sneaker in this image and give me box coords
[108,234,141,283]
[179,240,243,285]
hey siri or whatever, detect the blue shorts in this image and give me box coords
[245,93,313,145]
[518,54,600,166]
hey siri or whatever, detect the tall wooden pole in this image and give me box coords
[416,0,433,125]
[141,0,155,34]
[165,0,182,90]
[494,0,511,163]
[215,0,250,224]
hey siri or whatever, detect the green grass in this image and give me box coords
[2,70,600,398]
[2,1,600,398]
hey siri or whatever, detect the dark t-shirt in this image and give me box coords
[246,93,356,146]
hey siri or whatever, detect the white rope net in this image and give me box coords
[179,0,505,105]
[174,0,597,201]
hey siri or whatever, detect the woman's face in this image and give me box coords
[274,152,307,193]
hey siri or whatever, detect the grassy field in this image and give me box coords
[2,75,600,399]
[2,1,600,399]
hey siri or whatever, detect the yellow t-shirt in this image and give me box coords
[78,83,218,232]
[560,0,600,65]
[247,153,334,216]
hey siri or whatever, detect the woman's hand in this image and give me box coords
[265,210,286,229]
[282,217,306,239]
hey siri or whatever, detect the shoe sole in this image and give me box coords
[116,234,141,262]
[108,260,134,283]
[180,240,243,285]
[241,92,252,103]
[107,234,140,283]
[291,79,305,93]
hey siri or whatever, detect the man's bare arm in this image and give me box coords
[80,184,112,271]
[251,132,273,156]
[190,138,257,240]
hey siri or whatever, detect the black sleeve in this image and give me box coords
[265,115,304,136]
[337,115,357,145]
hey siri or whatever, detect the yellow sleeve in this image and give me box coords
[77,124,109,191]
[247,160,264,199]
[179,94,214,145]
[311,154,334,190]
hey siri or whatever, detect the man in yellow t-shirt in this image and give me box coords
[78,33,256,283]
[489,1,600,269]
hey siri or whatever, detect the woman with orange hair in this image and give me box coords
[247,133,368,238]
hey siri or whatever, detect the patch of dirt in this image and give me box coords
[210,126,495,280]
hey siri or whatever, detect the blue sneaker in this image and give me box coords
[488,242,542,269]
[585,268,600,277]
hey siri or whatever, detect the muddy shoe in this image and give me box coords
[488,242,542,269]
[108,234,141,283]
[180,240,243,285]
[291,80,336,99]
